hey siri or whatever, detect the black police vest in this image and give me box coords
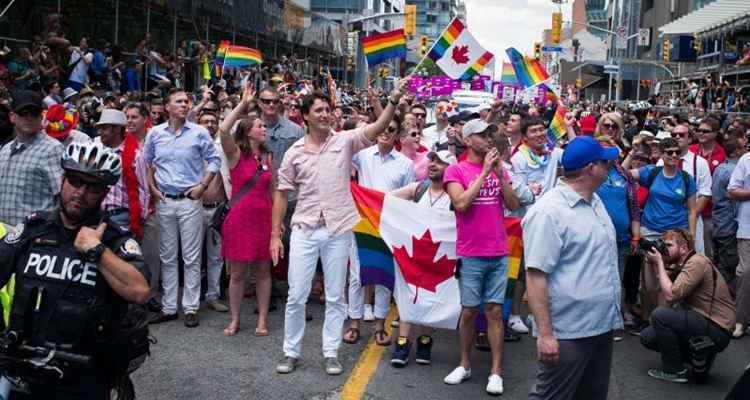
[9,224,117,356]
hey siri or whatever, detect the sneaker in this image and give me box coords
[508,315,529,334]
[733,323,746,338]
[364,305,375,322]
[206,299,229,312]
[444,366,471,385]
[390,337,411,367]
[146,298,163,313]
[614,329,624,342]
[276,356,298,374]
[184,312,199,328]
[325,357,343,375]
[504,331,522,342]
[148,311,177,325]
[391,317,400,328]
[628,321,649,337]
[648,368,688,383]
[623,310,638,328]
[415,335,432,365]
[486,374,504,395]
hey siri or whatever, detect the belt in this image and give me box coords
[203,201,223,209]
[163,193,188,200]
[104,207,128,216]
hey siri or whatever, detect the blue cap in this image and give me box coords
[561,136,619,171]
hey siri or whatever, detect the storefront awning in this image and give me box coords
[658,0,750,36]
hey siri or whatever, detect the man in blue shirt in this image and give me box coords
[145,89,221,328]
[524,136,622,400]
[712,139,743,282]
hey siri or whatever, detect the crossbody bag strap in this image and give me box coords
[228,153,267,208]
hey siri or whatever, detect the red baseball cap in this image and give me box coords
[579,115,597,135]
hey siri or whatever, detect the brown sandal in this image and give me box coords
[343,327,360,344]
[374,330,391,346]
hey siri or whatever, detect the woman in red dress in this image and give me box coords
[219,85,274,337]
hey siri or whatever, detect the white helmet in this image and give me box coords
[61,141,121,185]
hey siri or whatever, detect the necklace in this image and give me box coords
[428,188,446,207]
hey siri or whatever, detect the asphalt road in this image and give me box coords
[131,295,750,400]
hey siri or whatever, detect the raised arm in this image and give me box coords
[219,84,256,169]
[362,78,409,142]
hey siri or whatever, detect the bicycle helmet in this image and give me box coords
[61,141,121,185]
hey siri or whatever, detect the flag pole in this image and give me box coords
[405,17,458,79]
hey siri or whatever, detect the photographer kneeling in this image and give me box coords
[640,229,735,384]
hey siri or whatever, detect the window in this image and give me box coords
[427,15,437,23]
[429,1,437,10]
[441,2,449,11]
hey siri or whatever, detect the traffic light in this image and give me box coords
[534,42,541,59]
[693,34,702,54]
[346,56,354,69]
[576,78,582,88]
[379,67,390,78]
[662,39,671,63]
[420,36,429,57]
[404,4,417,37]
[551,12,562,44]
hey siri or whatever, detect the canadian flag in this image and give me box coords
[428,18,494,80]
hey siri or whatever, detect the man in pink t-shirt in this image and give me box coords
[442,118,520,395]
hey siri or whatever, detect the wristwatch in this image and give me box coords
[85,243,107,263]
[388,97,399,106]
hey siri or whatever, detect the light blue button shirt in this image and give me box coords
[144,121,221,196]
[522,180,623,339]
[353,146,416,191]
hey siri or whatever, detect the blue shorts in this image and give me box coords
[458,256,508,307]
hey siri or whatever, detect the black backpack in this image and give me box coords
[644,166,691,204]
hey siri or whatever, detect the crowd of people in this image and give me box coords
[1,27,750,399]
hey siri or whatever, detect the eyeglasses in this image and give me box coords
[65,174,107,195]
[259,98,280,105]
[663,149,681,156]
[412,113,426,119]
[696,128,713,134]
[602,123,618,130]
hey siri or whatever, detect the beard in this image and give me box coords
[59,195,102,226]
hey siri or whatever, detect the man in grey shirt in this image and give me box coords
[712,139,743,282]
[523,136,622,400]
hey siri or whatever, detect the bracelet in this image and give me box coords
[388,97,398,106]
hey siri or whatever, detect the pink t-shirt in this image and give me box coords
[443,160,509,257]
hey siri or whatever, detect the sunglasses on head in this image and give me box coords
[66,174,107,195]
[663,149,681,156]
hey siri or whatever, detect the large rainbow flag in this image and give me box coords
[500,62,519,85]
[362,29,407,67]
[213,40,231,77]
[352,184,395,290]
[223,45,263,68]
[505,47,549,88]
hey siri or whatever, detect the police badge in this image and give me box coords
[4,223,24,244]
[120,239,142,256]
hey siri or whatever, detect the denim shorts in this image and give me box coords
[458,256,509,307]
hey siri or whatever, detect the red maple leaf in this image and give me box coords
[392,230,456,303]
[452,45,470,64]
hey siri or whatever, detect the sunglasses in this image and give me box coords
[386,126,398,133]
[408,131,421,138]
[259,98,280,105]
[663,149,681,156]
[16,108,41,118]
[66,174,107,195]
[602,123,618,130]
[696,128,713,134]
[671,132,689,138]
[412,113,426,119]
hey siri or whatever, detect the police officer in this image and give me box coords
[0,141,150,399]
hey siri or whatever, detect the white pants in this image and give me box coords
[283,226,352,359]
[157,198,204,314]
[348,240,391,320]
[695,215,705,255]
[202,207,223,302]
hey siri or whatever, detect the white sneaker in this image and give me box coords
[486,374,504,395]
[444,366,471,385]
[364,304,375,322]
[733,323,746,338]
[509,315,529,334]
[526,314,537,336]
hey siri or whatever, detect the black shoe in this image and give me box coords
[504,331,522,342]
[390,337,411,367]
[306,310,314,321]
[146,298,163,313]
[149,311,177,325]
[474,333,491,352]
[184,312,199,328]
[415,335,433,365]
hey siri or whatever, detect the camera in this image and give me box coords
[637,238,668,256]
[688,335,716,383]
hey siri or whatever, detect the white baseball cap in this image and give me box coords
[95,109,127,127]
[427,150,458,166]
[462,119,498,140]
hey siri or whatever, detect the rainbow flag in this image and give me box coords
[505,47,549,88]
[459,52,494,80]
[427,18,465,62]
[223,45,262,68]
[213,40,230,77]
[362,29,407,67]
[547,102,568,146]
[352,184,395,290]
[501,62,518,85]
